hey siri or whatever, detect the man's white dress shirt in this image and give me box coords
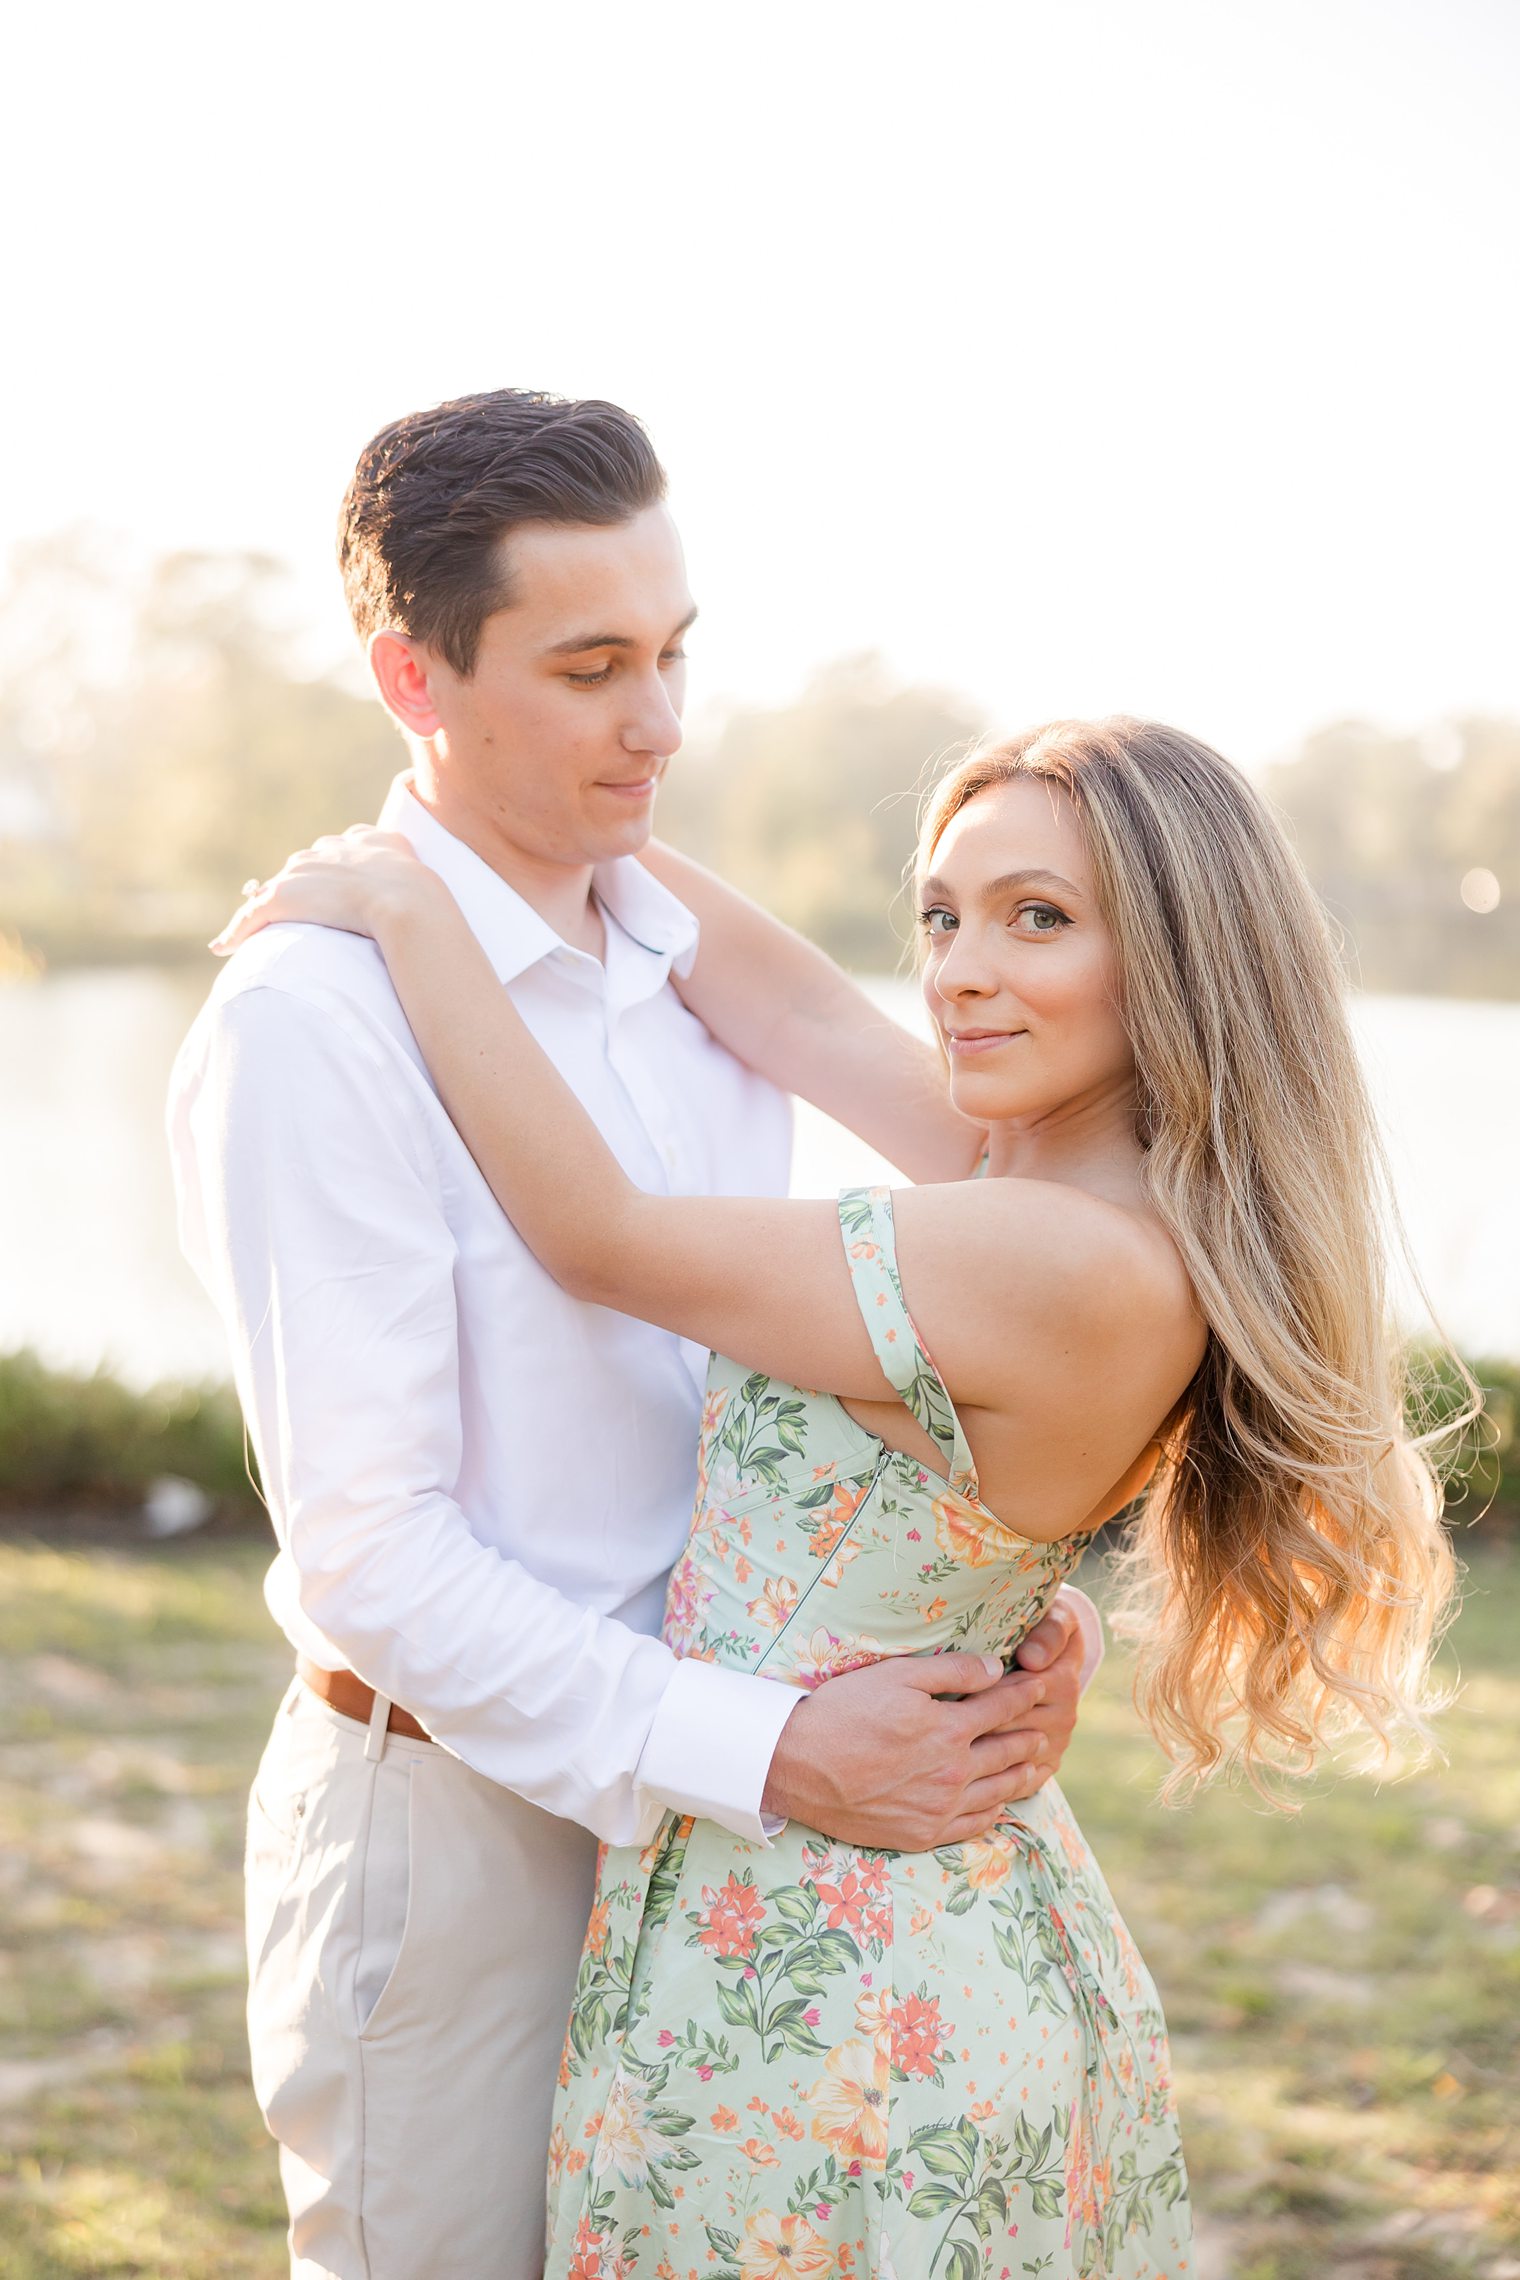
[168,778,804,1848]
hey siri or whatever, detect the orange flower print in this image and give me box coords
[960,1833,1013,1892]
[889,1990,953,2081]
[710,2104,739,2132]
[662,1552,715,1655]
[747,1574,799,1633]
[567,2213,605,2280]
[933,1490,1039,1571]
[812,1863,892,1943]
[591,2075,666,2186]
[740,2136,781,2169]
[582,1896,611,1955]
[783,1626,885,1689]
[805,2037,890,2166]
[693,1872,766,1959]
[854,1985,894,2055]
[805,1480,870,1569]
[1063,2100,1111,2242]
[736,2208,834,2280]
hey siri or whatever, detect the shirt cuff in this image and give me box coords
[1059,1584,1105,1688]
[635,1657,805,1846]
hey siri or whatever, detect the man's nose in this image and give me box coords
[622,670,683,760]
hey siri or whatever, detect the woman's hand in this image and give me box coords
[209,828,438,955]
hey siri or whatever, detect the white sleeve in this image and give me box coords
[172,982,800,1848]
[1057,1584,1106,1688]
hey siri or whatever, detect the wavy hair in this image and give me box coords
[918,719,1467,1799]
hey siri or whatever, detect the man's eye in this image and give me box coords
[565,665,613,687]
[919,907,958,937]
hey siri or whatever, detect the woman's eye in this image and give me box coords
[1017,903,1069,935]
[919,906,958,938]
[659,648,687,669]
[565,664,613,687]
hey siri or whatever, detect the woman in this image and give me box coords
[215,718,1456,2278]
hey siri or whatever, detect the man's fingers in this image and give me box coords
[941,1765,1050,1843]
[968,1726,1048,1777]
[1013,1599,1078,1673]
[896,1650,1006,1696]
[952,1670,1047,1740]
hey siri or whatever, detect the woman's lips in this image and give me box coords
[944,1029,1024,1057]
[597,777,658,800]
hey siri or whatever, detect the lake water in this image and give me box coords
[2,967,1516,1386]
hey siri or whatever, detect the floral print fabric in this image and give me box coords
[546,1188,1191,2278]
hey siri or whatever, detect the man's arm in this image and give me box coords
[172,978,797,1846]
[172,977,1071,1852]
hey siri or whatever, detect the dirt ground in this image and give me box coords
[1,1531,1516,2280]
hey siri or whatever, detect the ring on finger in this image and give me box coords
[240,877,262,898]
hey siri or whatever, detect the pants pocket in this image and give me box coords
[356,1753,416,2040]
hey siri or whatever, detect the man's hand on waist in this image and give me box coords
[760,1600,1086,1852]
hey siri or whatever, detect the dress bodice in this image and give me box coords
[661,1186,1095,1688]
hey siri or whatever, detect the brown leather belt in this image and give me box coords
[297,1658,432,1744]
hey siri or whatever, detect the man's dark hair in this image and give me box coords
[338,389,667,677]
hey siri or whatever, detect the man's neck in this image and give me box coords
[408,777,605,960]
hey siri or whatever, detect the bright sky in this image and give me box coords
[6,0,1517,766]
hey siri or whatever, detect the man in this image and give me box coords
[168,389,1099,2280]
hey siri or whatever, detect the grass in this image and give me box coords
[0,1535,1516,2279]
[2,1342,1513,1533]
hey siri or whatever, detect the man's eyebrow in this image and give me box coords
[541,604,699,658]
[920,868,1082,901]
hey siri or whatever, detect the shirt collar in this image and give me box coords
[376,775,699,988]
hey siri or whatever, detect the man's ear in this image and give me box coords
[369,631,444,739]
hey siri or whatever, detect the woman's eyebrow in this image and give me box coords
[981,868,1082,900]
[921,867,1082,902]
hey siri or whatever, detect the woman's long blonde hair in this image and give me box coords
[919,718,1466,1799]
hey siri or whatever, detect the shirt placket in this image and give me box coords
[600,933,695,1198]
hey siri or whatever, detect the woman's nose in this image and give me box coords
[932,928,995,999]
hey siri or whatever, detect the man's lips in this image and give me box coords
[943,1028,1026,1057]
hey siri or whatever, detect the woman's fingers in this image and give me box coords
[209,888,276,954]
[208,830,423,953]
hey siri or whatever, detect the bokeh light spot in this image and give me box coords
[1459,868,1501,915]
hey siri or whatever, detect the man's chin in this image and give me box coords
[586,792,659,860]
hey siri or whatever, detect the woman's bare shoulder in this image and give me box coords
[891,1174,1205,1414]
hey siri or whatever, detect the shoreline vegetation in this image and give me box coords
[0,542,1515,995]
[0,1344,1515,1539]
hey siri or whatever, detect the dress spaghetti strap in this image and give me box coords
[836,1185,980,1502]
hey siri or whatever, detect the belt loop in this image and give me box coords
[365,1688,392,1764]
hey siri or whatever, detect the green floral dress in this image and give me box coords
[545,1188,1191,2280]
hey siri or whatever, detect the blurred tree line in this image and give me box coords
[1,538,1516,996]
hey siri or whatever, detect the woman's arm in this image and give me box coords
[639,839,984,1184]
[211,838,1179,1428]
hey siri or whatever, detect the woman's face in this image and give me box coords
[918,774,1137,1130]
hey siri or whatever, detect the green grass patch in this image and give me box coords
[1,1537,1517,2277]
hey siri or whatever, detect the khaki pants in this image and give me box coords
[245,1679,598,2280]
